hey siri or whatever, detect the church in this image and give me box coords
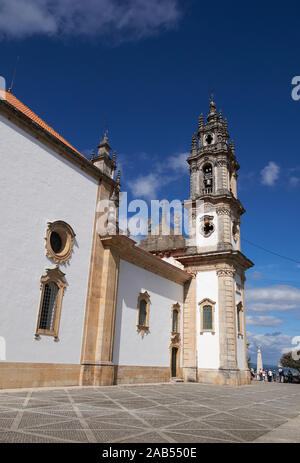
[0,89,253,389]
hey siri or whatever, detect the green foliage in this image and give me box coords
[280,351,300,373]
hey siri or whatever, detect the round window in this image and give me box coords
[45,221,75,264]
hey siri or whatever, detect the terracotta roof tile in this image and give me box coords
[3,91,85,158]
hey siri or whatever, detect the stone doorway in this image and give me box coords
[171,347,178,378]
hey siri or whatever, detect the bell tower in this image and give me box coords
[176,98,254,386]
[187,99,243,253]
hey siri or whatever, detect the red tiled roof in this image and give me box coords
[3,91,85,158]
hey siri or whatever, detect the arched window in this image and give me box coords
[172,309,178,333]
[199,298,216,334]
[137,291,150,338]
[35,267,66,340]
[202,163,213,193]
[39,282,59,330]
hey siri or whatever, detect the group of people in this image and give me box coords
[250,367,294,383]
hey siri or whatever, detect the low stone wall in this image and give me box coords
[197,368,251,386]
[0,362,80,389]
[114,366,171,385]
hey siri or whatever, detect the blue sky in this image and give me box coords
[1,0,300,365]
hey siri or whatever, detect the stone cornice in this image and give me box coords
[100,235,193,285]
[0,99,116,187]
[187,194,245,216]
[175,249,254,272]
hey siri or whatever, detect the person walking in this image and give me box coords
[288,370,293,383]
[262,370,266,382]
[273,370,277,382]
[278,368,284,383]
[267,369,273,382]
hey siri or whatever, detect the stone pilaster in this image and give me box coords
[189,164,197,198]
[216,207,232,248]
[241,273,249,372]
[182,276,197,382]
[80,180,120,386]
[216,160,228,192]
[217,268,238,371]
[231,173,238,198]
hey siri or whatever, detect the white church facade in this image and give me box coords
[0,91,253,389]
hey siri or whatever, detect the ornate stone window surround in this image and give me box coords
[198,298,216,335]
[45,221,76,265]
[236,301,243,338]
[170,302,181,344]
[35,267,66,341]
[137,290,151,338]
[232,218,240,242]
[200,215,215,238]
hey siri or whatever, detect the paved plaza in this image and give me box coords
[0,382,299,443]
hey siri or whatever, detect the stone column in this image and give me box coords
[216,160,228,192]
[189,164,197,198]
[231,173,238,198]
[182,276,197,382]
[217,268,238,372]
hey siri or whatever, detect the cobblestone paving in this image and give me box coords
[0,382,299,443]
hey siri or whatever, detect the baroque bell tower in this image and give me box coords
[187,98,243,252]
[175,98,254,386]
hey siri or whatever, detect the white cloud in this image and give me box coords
[0,0,181,42]
[128,173,162,200]
[246,284,300,313]
[167,152,188,171]
[246,315,283,327]
[289,176,300,187]
[127,151,188,199]
[260,161,280,186]
[248,270,263,281]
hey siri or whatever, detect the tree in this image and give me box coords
[280,351,300,373]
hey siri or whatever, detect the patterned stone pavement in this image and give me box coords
[0,382,299,443]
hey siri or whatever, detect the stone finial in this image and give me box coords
[230,140,235,154]
[112,151,116,162]
[198,113,204,129]
[192,133,197,150]
[97,134,111,157]
[126,227,130,237]
[116,170,121,183]
[147,218,152,234]
[219,109,223,120]
[207,100,217,122]
[90,149,95,161]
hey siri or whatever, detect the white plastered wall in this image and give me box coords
[196,210,218,248]
[196,270,220,369]
[0,114,98,364]
[113,260,183,367]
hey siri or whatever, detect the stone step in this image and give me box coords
[170,377,184,383]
